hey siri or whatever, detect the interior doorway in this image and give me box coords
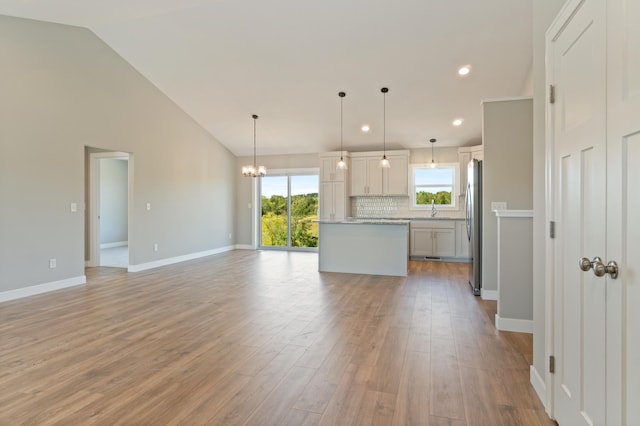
[87,150,131,268]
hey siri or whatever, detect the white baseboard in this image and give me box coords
[100,241,128,249]
[234,244,254,250]
[0,275,87,303]
[530,365,547,408]
[128,245,235,272]
[481,289,498,300]
[495,314,533,333]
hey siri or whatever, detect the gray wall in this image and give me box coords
[532,0,567,394]
[482,98,533,293]
[99,159,128,245]
[0,16,237,292]
[498,217,533,320]
[235,153,319,246]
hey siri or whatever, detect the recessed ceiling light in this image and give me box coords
[453,118,464,126]
[458,66,471,76]
[361,125,370,132]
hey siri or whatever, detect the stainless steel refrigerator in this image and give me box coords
[464,159,482,295]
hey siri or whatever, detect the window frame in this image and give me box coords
[409,162,459,210]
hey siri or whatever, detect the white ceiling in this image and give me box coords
[1,0,533,157]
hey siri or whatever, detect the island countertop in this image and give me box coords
[315,219,410,225]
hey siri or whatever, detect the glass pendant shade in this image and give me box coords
[429,138,437,169]
[379,87,391,168]
[242,114,266,178]
[337,91,348,170]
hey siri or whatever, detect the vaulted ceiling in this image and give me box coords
[1,0,533,156]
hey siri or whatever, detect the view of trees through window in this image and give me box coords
[260,175,319,248]
[413,166,456,207]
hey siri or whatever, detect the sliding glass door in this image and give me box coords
[260,173,318,250]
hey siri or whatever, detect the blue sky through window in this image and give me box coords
[261,175,318,197]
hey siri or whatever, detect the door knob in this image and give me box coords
[578,256,619,279]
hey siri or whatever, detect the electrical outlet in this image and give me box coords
[49,258,57,269]
[228,233,232,240]
[153,243,158,252]
[491,202,507,211]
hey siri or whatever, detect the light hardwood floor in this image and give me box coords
[0,251,554,425]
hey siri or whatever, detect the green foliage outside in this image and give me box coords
[416,191,452,205]
[261,193,318,247]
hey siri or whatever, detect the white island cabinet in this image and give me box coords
[318,220,409,276]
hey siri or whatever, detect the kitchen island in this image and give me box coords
[318,219,410,276]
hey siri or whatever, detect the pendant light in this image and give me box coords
[429,138,437,168]
[379,87,391,168]
[337,91,348,170]
[242,114,266,177]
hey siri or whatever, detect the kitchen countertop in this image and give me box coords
[316,219,410,225]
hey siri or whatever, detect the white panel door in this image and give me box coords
[606,0,640,423]
[548,0,607,424]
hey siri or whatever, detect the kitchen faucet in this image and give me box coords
[431,199,437,217]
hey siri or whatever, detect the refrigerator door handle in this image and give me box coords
[464,182,472,240]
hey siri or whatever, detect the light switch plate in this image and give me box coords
[491,202,507,211]
[70,203,77,212]
[146,203,151,211]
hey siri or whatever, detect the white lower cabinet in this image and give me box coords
[410,221,456,258]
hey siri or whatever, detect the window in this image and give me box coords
[410,163,458,209]
[259,173,319,250]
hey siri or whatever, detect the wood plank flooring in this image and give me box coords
[0,251,554,425]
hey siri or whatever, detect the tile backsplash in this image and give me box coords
[351,196,464,219]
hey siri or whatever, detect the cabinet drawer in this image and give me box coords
[410,220,455,230]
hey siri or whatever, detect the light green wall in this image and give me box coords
[99,159,128,245]
[481,98,534,294]
[0,16,237,292]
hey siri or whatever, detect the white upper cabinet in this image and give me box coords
[350,150,409,196]
[320,153,347,182]
[319,152,350,220]
[384,154,409,195]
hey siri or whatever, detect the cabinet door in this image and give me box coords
[384,155,408,195]
[367,157,384,195]
[320,181,335,220]
[350,158,368,195]
[333,182,346,220]
[410,228,433,256]
[432,229,456,257]
[455,221,470,258]
[320,156,345,182]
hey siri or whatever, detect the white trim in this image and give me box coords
[481,96,534,105]
[495,314,533,333]
[481,289,498,300]
[127,246,235,272]
[0,276,86,303]
[495,209,534,218]
[100,241,128,249]
[264,167,320,176]
[530,365,547,407]
[234,244,254,250]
